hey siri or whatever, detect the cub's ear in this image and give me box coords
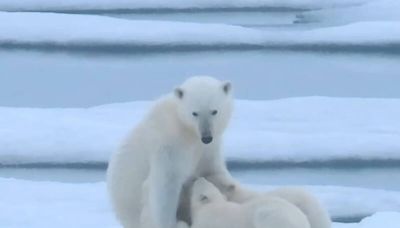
[222,81,232,94]
[174,88,184,99]
[199,194,210,204]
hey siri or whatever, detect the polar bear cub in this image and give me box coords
[190,178,311,228]
[205,174,332,228]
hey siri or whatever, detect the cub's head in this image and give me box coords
[174,76,233,145]
[191,178,225,212]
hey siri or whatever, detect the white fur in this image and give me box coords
[206,175,332,228]
[190,178,311,228]
[107,76,249,228]
[266,187,332,228]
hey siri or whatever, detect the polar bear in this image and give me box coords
[206,174,331,228]
[190,178,311,228]
[106,76,255,228]
[266,187,331,228]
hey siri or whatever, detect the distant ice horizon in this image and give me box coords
[2,50,400,108]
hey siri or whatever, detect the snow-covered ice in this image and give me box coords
[0,12,263,46]
[253,184,400,219]
[1,177,400,227]
[1,178,118,228]
[1,1,399,228]
[352,212,400,228]
[334,212,400,228]
[1,97,400,165]
[0,0,369,12]
[297,0,400,25]
[1,12,399,51]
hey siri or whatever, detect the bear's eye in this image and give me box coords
[211,110,218,116]
[199,194,209,203]
[192,112,198,117]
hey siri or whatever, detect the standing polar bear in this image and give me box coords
[107,76,331,228]
[190,178,311,228]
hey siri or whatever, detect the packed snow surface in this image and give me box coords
[0,0,369,11]
[1,177,400,227]
[1,12,399,49]
[1,97,399,165]
[253,184,400,219]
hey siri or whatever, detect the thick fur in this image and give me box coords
[190,178,311,228]
[107,76,254,228]
[266,187,332,228]
[206,174,331,228]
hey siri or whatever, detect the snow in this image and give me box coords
[0,12,263,46]
[1,177,400,227]
[253,185,400,219]
[334,213,400,228]
[229,97,400,163]
[1,12,399,50]
[1,2,398,228]
[1,97,400,165]
[0,0,369,12]
[298,0,400,25]
[1,178,118,228]
[355,212,400,228]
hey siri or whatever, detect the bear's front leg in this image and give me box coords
[202,152,260,204]
[205,173,261,203]
[147,149,188,228]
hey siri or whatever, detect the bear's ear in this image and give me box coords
[174,88,184,99]
[199,194,210,204]
[222,81,232,95]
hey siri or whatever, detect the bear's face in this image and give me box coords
[174,76,233,145]
[191,178,225,211]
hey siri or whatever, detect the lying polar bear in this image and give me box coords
[206,174,331,228]
[189,178,311,228]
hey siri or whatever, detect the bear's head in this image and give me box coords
[174,76,233,145]
[191,178,226,212]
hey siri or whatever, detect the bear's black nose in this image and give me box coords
[201,136,213,144]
